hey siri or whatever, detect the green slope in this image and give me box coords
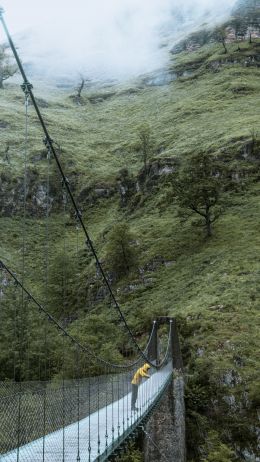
[0,36,259,460]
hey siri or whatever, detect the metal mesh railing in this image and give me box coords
[0,373,133,454]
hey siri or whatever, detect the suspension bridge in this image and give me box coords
[0,8,185,462]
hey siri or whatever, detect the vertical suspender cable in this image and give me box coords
[43,142,51,461]
[97,374,100,458]
[105,367,108,454]
[111,373,114,448]
[76,345,81,462]
[62,185,67,462]
[88,366,91,462]
[62,334,65,462]
[117,373,120,439]
[75,220,81,462]
[122,371,125,434]
[16,86,29,462]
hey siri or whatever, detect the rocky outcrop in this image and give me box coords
[0,169,60,217]
[138,157,178,190]
[116,157,178,207]
[78,182,116,207]
[142,69,177,87]
[88,91,116,104]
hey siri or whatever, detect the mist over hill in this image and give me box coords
[1,0,237,81]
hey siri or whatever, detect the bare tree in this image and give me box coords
[4,145,10,164]
[76,75,85,99]
[250,128,259,157]
[0,44,17,89]
[137,123,153,175]
[214,26,228,54]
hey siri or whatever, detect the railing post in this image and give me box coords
[147,321,158,365]
[171,319,183,371]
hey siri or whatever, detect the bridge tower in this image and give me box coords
[144,317,186,462]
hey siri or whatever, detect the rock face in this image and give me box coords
[144,374,186,462]
[142,69,177,87]
[0,169,59,217]
[78,183,116,207]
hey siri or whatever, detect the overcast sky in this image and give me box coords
[0,0,237,81]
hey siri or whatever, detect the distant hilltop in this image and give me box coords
[171,0,260,55]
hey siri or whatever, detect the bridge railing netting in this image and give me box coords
[0,374,132,453]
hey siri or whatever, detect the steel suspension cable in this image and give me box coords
[0,9,159,366]
[0,260,166,372]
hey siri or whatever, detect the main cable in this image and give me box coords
[0,260,168,371]
[0,9,158,366]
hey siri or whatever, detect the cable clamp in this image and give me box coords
[21,81,33,96]
[43,137,53,148]
[75,210,82,220]
[85,239,93,249]
[61,177,70,188]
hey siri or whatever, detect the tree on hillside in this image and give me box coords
[213,27,228,54]
[171,153,228,238]
[0,44,17,89]
[48,252,77,317]
[137,123,154,176]
[105,223,137,278]
[76,76,85,99]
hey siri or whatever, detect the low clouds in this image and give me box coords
[0,0,237,81]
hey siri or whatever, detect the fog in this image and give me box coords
[0,0,237,82]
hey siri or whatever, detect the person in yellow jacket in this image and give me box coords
[131,363,151,411]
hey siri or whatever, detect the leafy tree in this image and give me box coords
[171,153,228,238]
[0,44,17,89]
[105,223,137,278]
[137,123,153,175]
[48,252,78,317]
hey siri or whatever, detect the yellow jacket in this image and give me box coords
[131,363,151,385]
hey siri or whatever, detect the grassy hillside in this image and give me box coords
[0,35,260,460]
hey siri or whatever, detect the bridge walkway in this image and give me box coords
[1,364,172,462]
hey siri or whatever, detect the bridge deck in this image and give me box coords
[1,364,172,462]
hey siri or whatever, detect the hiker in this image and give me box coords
[131,363,151,411]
